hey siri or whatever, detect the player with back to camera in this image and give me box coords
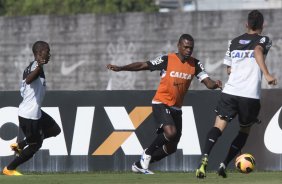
[196,10,277,179]
[107,34,222,174]
[2,41,61,176]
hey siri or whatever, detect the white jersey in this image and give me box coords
[222,33,272,99]
[18,61,46,120]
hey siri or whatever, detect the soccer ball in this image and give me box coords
[235,153,255,174]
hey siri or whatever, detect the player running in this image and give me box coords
[196,10,277,179]
[2,41,61,176]
[107,34,222,174]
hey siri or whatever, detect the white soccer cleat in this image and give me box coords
[132,162,154,175]
[140,149,151,170]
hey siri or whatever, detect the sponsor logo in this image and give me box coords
[150,55,164,65]
[92,107,151,155]
[198,61,205,71]
[1,105,280,157]
[239,40,251,44]
[170,71,192,80]
[231,50,254,58]
[0,106,201,156]
[260,37,266,44]
[61,60,86,76]
[173,82,184,86]
[264,107,282,154]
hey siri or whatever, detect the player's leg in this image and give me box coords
[132,104,176,173]
[149,108,182,163]
[218,97,260,177]
[142,104,175,168]
[10,117,28,156]
[218,127,250,178]
[40,110,61,139]
[3,117,43,176]
[196,116,226,178]
[196,93,236,178]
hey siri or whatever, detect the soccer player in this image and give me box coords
[107,34,222,174]
[196,10,277,179]
[2,41,61,176]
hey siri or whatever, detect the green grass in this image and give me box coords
[0,172,281,184]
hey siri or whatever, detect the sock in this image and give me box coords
[145,133,169,155]
[135,161,142,168]
[18,139,27,150]
[203,127,222,156]
[150,146,169,163]
[223,131,249,166]
[7,145,38,170]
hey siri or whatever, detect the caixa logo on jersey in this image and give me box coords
[231,50,254,58]
[0,106,201,157]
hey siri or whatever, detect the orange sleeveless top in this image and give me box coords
[152,53,197,108]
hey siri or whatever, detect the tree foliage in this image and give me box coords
[0,0,159,16]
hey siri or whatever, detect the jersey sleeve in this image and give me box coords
[146,55,168,71]
[223,40,232,66]
[23,61,37,80]
[195,59,209,82]
[257,36,272,55]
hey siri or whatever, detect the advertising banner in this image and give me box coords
[0,90,281,172]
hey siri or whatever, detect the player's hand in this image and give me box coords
[215,80,223,90]
[36,59,46,69]
[106,64,122,72]
[38,59,47,66]
[265,74,277,85]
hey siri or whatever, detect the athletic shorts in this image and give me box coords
[215,93,261,127]
[19,110,58,144]
[152,104,182,142]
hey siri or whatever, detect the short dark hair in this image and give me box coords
[178,34,194,43]
[248,10,264,30]
[32,41,49,54]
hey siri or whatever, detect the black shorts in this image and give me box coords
[215,93,261,127]
[19,110,58,144]
[152,104,182,142]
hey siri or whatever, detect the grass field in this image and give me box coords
[0,172,281,184]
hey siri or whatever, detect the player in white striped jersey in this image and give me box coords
[3,41,61,176]
[196,10,277,179]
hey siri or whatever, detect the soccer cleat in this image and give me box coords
[10,143,22,156]
[132,162,154,175]
[196,156,208,179]
[140,149,151,170]
[217,163,227,178]
[2,167,23,176]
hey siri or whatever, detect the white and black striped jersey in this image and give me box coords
[18,61,46,120]
[223,33,272,99]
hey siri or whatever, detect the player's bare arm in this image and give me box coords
[25,60,46,84]
[202,77,222,90]
[254,45,277,85]
[106,62,149,72]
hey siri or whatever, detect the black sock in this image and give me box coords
[18,139,27,150]
[146,133,169,155]
[150,146,169,163]
[223,131,249,166]
[7,146,37,170]
[135,161,142,168]
[203,127,222,156]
